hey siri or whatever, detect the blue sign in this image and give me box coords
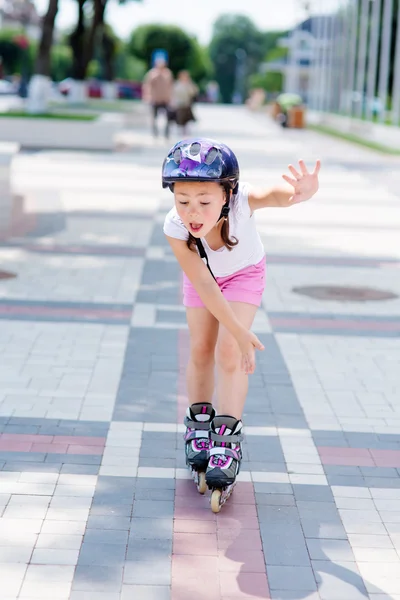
[151,49,169,66]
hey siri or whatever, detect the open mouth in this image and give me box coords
[189,222,203,234]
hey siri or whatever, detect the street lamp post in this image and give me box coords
[377,0,393,123]
[355,0,370,119]
[365,0,382,121]
[319,11,331,112]
[315,0,325,112]
[309,1,320,110]
[325,6,339,113]
[390,0,400,125]
[346,0,360,116]
[337,0,352,113]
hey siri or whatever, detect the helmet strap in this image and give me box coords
[216,203,230,225]
[220,204,230,221]
[219,187,232,222]
[217,188,232,223]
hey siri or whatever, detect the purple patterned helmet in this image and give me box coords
[162,138,239,192]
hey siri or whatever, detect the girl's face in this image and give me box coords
[174,181,226,237]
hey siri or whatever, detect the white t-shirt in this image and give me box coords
[163,182,265,278]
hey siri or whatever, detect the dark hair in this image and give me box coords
[186,183,238,251]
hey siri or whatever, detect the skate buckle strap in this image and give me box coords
[185,430,210,441]
[184,416,210,431]
[209,431,243,444]
[209,446,241,460]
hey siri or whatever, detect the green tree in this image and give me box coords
[261,31,288,58]
[68,0,142,81]
[69,0,87,80]
[265,46,288,62]
[50,44,73,81]
[0,29,28,74]
[248,71,284,94]
[188,39,213,86]
[128,23,210,82]
[89,23,121,81]
[114,47,146,80]
[35,0,59,77]
[209,14,266,103]
[247,42,287,96]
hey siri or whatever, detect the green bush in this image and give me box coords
[0,28,28,74]
[248,71,283,93]
[128,24,210,83]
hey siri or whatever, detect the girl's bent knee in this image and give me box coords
[215,341,241,374]
[190,341,215,368]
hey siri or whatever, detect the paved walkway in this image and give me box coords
[0,104,400,600]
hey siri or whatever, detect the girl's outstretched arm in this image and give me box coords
[166,235,264,374]
[249,159,321,211]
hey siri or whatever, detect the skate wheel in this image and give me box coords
[211,489,222,513]
[197,472,207,495]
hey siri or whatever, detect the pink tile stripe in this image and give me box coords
[0,433,105,455]
[172,479,270,600]
[171,290,270,600]
[177,273,189,423]
[318,446,400,468]
[0,305,131,320]
[174,276,270,598]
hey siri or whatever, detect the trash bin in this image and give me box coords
[288,105,306,129]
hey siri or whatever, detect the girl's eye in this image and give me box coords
[179,202,189,205]
[200,202,210,206]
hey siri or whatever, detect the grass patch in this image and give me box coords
[86,99,139,112]
[0,111,97,121]
[308,124,400,155]
[49,99,139,112]
[332,110,397,127]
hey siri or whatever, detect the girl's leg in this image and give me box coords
[186,307,219,406]
[215,302,259,419]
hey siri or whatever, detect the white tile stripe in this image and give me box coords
[109,421,311,437]
[131,320,273,333]
[100,421,329,481]
[97,464,331,483]
[129,303,271,332]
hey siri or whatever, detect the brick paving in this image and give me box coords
[0,104,399,599]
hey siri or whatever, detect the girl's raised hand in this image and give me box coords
[282,159,321,204]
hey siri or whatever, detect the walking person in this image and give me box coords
[169,70,199,136]
[142,56,173,139]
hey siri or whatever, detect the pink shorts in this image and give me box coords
[183,258,266,308]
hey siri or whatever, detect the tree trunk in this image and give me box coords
[70,0,87,80]
[102,32,116,81]
[35,0,59,76]
[26,0,59,113]
[83,0,107,76]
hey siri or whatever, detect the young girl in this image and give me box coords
[162,138,320,507]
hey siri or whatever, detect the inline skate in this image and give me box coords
[184,402,216,494]
[206,415,243,513]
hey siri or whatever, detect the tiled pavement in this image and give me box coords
[0,104,400,599]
